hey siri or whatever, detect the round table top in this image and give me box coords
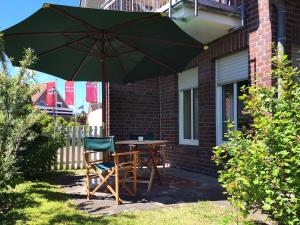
[115,140,168,145]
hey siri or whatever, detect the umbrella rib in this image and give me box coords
[108,32,203,48]
[70,39,99,80]
[4,31,95,37]
[113,38,140,53]
[66,46,104,56]
[109,14,162,30]
[62,33,101,55]
[37,35,92,57]
[49,5,100,32]
[106,37,130,83]
[113,36,178,74]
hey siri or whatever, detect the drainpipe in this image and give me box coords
[169,0,172,18]
[271,0,286,58]
[195,0,198,16]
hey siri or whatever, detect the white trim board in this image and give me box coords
[178,67,199,146]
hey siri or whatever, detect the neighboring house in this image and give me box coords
[87,103,102,127]
[81,0,300,176]
[33,83,74,119]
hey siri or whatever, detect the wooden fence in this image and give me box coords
[53,126,103,170]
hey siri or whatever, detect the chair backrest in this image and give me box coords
[83,136,115,153]
[129,133,154,141]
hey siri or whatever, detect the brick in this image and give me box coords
[106,0,300,176]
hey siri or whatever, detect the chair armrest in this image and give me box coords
[112,151,139,157]
[83,150,100,154]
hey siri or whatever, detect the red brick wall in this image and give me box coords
[285,0,300,54]
[165,0,270,175]
[109,79,160,141]
[159,75,178,144]
[109,0,299,176]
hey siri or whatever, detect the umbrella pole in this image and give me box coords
[101,57,107,137]
[102,80,106,136]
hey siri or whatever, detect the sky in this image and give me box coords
[0,0,102,112]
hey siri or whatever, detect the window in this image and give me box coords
[56,102,62,108]
[292,45,300,69]
[216,50,249,145]
[179,68,199,145]
[37,101,46,106]
[222,83,234,140]
[220,81,248,141]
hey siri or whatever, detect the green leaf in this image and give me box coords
[262,203,271,211]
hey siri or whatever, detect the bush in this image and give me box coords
[213,56,300,225]
[0,35,37,189]
[16,113,65,178]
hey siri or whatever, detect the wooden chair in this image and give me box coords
[83,136,138,205]
[158,145,167,176]
[129,133,154,174]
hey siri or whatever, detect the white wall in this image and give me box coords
[87,109,102,127]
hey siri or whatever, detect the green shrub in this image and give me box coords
[0,38,37,189]
[213,56,300,225]
[17,113,65,178]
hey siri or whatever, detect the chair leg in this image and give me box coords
[160,145,167,177]
[86,167,90,200]
[115,167,120,205]
[133,161,137,195]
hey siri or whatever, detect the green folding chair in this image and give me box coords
[83,136,138,205]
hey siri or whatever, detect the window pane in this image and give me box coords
[237,80,249,130]
[183,90,191,139]
[222,84,234,139]
[193,88,199,139]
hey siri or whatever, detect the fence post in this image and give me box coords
[99,126,103,137]
[59,126,64,170]
[77,126,82,169]
[71,126,76,169]
[94,126,98,137]
[53,126,58,170]
[66,126,70,169]
[89,126,93,136]
[83,126,87,168]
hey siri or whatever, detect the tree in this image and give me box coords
[0,35,38,188]
[213,55,300,225]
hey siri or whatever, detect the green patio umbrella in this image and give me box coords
[2,3,202,83]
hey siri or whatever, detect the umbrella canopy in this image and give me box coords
[2,3,202,83]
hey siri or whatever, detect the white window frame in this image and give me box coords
[178,67,199,146]
[56,102,63,108]
[38,101,46,106]
[215,50,249,145]
[216,82,240,145]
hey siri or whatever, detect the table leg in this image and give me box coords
[147,154,162,192]
[147,164,155,192]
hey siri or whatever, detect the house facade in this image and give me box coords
[33,84,74,119]
[81,0,300,176]
[87,103,103,127]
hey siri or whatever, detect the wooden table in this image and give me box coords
[116,140,168,192]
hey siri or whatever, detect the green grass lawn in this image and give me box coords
[0,173,262,225]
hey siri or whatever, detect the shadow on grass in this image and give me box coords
[27,183,70,202]
[0,176,75,225]
[0,191,40,225]
[26,170,78,182]
[47,213,138,225]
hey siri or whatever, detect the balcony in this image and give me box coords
[81,0,243,43]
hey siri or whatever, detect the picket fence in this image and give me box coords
[53,126,103,170]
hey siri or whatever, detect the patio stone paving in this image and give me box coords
[54,167,227,215]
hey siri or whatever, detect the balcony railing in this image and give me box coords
[99,0,240,12]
